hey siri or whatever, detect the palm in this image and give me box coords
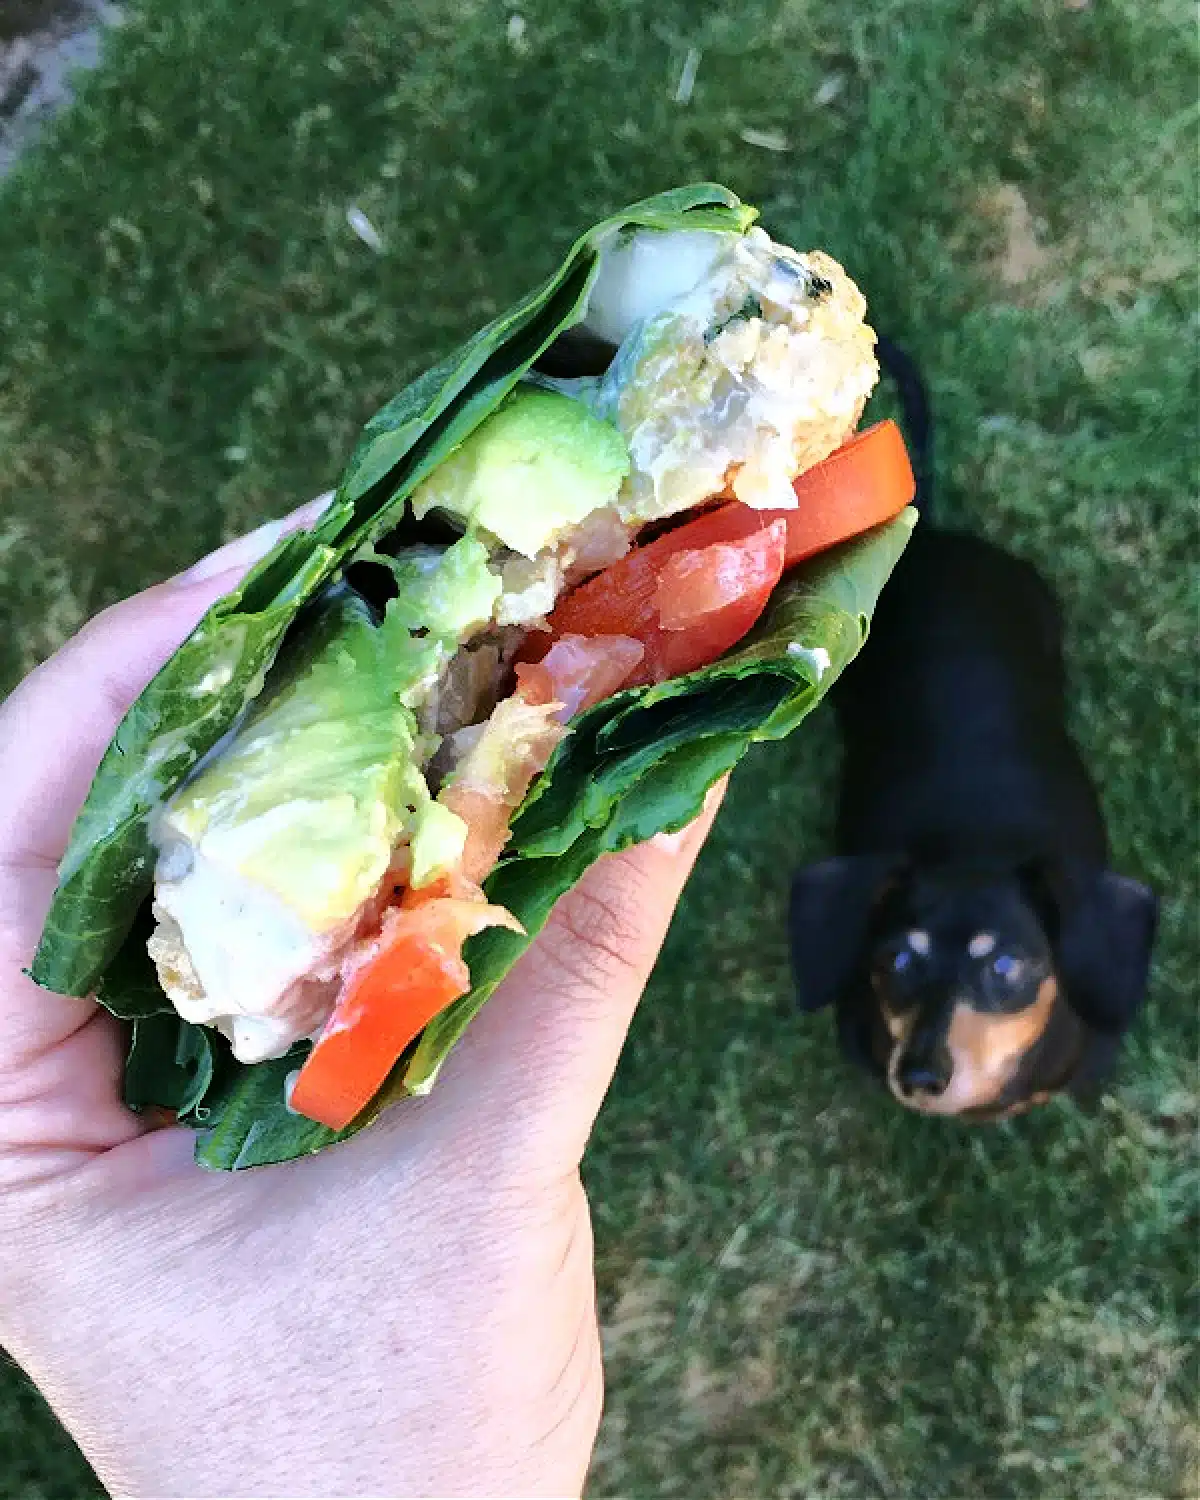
[2,905,603,1498]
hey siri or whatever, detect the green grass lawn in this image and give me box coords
[1,2,1196,1495]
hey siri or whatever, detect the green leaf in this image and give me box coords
[192,1045,352,1169]
[504,675,793,861]
[124,1013,217,1119]
[32,184,751,999]
[402,731,752,1096]
[95,902,173,1019]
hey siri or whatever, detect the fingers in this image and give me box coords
[445,781,727,1171]
[173,492,332,582]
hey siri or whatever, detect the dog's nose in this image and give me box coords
[896,1043,952,1097]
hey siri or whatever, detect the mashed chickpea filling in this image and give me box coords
[147,223,879,1063]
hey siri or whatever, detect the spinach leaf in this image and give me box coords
[194,1046,349,1169]
[95,902,174,1020]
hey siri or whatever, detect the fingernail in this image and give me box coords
[176,492,334,584]
[702,779,728,814]
[651,827,691,856]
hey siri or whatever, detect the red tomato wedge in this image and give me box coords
[649,522,786,679]
[654,520,788,631]
[289,898,519,1131]
[523,419,914,684]
[768,417,915,568]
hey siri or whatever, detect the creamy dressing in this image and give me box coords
[149,841,357,1064]
[583,228,731,345]
[787,643,833,681]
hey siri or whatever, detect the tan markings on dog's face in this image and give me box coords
[893,977,1058,1116]
[967,931,997,959]
[908,929,932,956]
[872,970,917,1040]
[882,1006,911,1042]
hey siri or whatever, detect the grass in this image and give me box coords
[0,1,1196,1495]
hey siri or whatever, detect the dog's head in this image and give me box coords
[789,855,1157,1118]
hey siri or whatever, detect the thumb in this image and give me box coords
[446,780,727,1171]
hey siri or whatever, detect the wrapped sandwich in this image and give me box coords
[31,185,916,1169]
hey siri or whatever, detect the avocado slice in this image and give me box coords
[410,386,630,559]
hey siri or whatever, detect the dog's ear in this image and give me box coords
[1021,858,1158,1035]
[789,855,902,1012]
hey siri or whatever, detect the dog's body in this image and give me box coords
[836,526,1105,868]
[790,341,1157,1118]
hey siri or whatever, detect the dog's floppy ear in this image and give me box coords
[1022,858,1158,1035]
[789,855,901,1012]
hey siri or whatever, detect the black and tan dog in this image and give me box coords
[790,339,1158,1119]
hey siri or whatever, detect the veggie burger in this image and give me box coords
[32,185,917,1169]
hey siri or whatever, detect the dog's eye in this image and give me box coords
[992,954,1024,984]
[892,949,914,975]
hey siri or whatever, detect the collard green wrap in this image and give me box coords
[31,184,915,1169]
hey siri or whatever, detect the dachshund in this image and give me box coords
[789,338,1158,1119]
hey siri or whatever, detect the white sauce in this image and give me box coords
[786,643,832,680]
[150,835,358,1063]
[583,228,730,346]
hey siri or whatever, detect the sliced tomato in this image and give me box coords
[650,522,785,679]
[654,520,788,631]
[768,417,916,568]
[523,519,787,684]
[288,899,519,1131]
[523,420,914,684]
[515,633,645,718]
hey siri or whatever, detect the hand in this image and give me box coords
[0,503,723,1500]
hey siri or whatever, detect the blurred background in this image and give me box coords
[0,2,1195,1495]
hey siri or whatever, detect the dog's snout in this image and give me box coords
[896,1039,952,1097]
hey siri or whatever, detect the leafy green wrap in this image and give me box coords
[30,184,915,1169]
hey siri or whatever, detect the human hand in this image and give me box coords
[0,504,724,1499]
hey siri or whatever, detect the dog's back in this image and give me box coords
[832,526,1108,869]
